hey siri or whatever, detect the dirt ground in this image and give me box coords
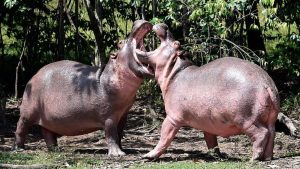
[1,101,300,168]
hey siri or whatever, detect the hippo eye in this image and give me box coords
[173,41,180,49]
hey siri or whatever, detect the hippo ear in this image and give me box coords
[172,41,184,59]
[118,40,125,50]
[172,41,180,49]
[173,41,189,59]
[110,52,118,59]
[110,40,125,59]
[176,50,189,59]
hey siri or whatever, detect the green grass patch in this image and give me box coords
[133,161,262,169]
[0,151,263,168]
[0,152,34,165]
[0,151,103,168]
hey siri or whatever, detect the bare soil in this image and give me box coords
[1,101,299,168]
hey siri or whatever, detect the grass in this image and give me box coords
[0,151,103,168]
[0,151,263,169]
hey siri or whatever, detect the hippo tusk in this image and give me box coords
[132,38,151,74]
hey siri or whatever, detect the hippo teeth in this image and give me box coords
[140,44,144,50]
[146,64,154,74]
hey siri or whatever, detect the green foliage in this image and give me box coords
[150,17,163,25]
[260,0,275,6]
[281,93,300,118]
[0,0,300,101]
[267,38,300,76]
[4,0,17,8]
[138,79,164,110]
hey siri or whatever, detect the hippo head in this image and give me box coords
[113,20,154,78]
[135,23,184,81]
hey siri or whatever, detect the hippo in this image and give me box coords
[13,20,153,156]
[135,23,280,161]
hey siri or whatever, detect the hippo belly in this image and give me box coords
[37,110,104,136]
[37,92,110,136]
[166,74,261,137]
[187,111,243,138]
[167,100,246,138]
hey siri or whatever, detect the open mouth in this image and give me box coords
[135,47,155,75]
[134,43,155,76]
[132,21,155,76]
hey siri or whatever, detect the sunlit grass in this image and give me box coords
[0,151,103,168]
[133,161,262,169]
[0,151,264,169]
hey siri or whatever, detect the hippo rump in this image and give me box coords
[136,23,280,161]
[13,20,153,156]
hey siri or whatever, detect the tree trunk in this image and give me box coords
[0,85,6,143]
[141,0,146,20]
[152,0,156,50]
[182,6,188,43]
[75,0,79,60]
[130,0,136,21]
[245,1,266,55]
[0,2,4,66]
[35,10,41,62]
[0,23,4,65]
[239,7,245,46]
[57,0,65,60]
[84,0,105,69]
[27,10,34,63]
[15,34,27,99]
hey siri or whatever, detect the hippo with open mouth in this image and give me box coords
[13,20,153,156]
[135,23,280,161]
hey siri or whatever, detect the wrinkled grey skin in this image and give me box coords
[136,23,280,161]
[13,20,153,156]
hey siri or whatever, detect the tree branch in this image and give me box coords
[14,32,27,99]
[83,0,105,68]
[64,5,89,45]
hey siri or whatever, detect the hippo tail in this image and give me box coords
[266,86,280,124]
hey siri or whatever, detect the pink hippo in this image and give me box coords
[136,23,280,161]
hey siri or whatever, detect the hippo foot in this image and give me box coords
[207,147,227,159]
[108,147,126,157]
[250,157,260,162]
[250,151,265,161]
[142,151,159,160]
[250,155,272,161]
[262,156,273,161]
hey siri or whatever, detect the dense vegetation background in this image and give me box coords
[0,0,299,117]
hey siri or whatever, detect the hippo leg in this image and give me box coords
[117,112,128,150]
[143,116,180,159]
[203,132,222,156]
[244,122,269,161]
[105,118,125,156]
[262,124,275,160]
[13,117,32,150]
[41,127,58,151]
